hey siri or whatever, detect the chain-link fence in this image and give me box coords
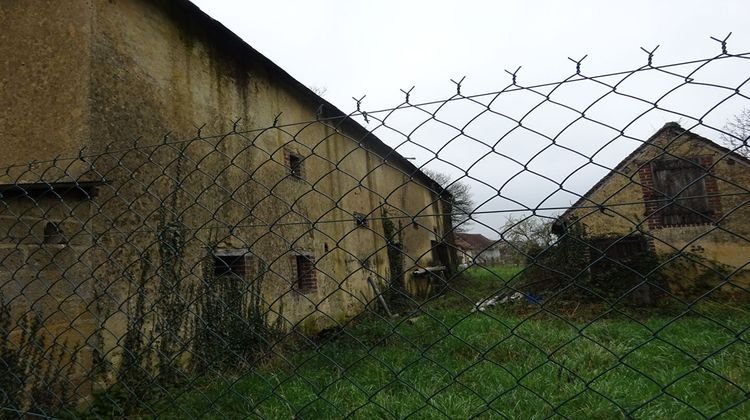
[2,42,750,418]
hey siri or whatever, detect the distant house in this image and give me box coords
[552,122,750,302]
[454,233,502,266]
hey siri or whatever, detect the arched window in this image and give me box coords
[43,222,66,244]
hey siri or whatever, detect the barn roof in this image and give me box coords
[454,233,496,250]
[553,122,750,231]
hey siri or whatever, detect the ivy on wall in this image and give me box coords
[0,295,80,416]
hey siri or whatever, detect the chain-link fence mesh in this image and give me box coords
[2,43,750,419]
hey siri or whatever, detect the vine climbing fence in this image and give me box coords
[2,40,750,418]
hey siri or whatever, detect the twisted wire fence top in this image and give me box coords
[1,40,750,419]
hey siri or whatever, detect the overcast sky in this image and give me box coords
[191,0,750,238]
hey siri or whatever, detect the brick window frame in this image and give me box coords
[290,252,317,294]
[212,249,253,279]
[638,156,722,229]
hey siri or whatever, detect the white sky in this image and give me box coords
[191,0,750,238]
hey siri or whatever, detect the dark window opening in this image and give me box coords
[213,253,246,278]
[354,212,368,228]
[431,240,449,266]
[43,222,66,244]
[294,254,317,293]
[591,236,649,264]
[287,152,304,179]
[652,158,713,226]
[588,235,657,305]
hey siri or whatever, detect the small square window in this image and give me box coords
[43,222,67,244]
[213,253,246,278]
[286,151,305,179]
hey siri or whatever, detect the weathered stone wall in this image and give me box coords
[0,190,101,406]
[0,0,454,405]
[0,0,93,181]
[84,0,452,323]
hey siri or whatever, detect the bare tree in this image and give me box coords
[422,169,474,232]
[309,85,328,98]
[721,108,750,157]
[500,214,554,257]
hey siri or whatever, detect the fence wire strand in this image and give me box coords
[2,47,750,419]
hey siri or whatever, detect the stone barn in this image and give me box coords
[551,122,750,303]
[0,0,456,409]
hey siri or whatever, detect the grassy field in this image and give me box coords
[112,266,750,418]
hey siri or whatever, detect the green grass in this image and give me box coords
[429,265,524,310]
[114,266,750,419]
